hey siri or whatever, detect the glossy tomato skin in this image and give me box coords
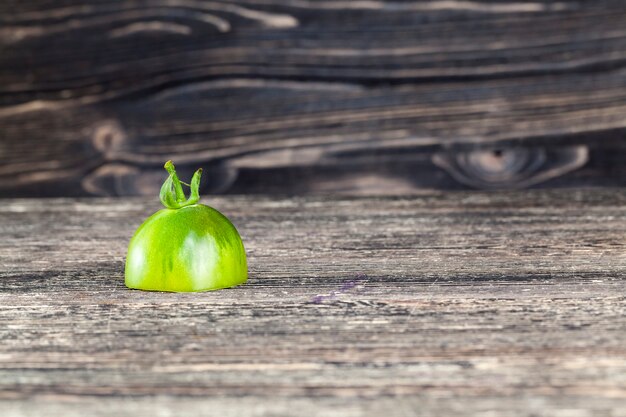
[125,204,247,292]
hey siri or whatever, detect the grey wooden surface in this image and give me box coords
[2,1,626,196]
[1,191,626,416]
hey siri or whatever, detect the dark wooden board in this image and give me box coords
[1,190,626,416]
[1,1,626,195]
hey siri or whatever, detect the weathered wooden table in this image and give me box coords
[1,191,625,416]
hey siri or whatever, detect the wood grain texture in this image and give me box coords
[1,190,626,416]
[0,1,626,194]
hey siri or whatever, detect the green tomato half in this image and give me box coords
[125,162,247,292]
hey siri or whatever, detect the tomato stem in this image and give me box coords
[164,160,186,203]
[160,161,203,209]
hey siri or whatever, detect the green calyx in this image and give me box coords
[159,160,203,209]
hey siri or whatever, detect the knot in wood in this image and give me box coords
[433,146,589,189]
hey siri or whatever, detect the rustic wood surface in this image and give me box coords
[1,1,626,195]
[1,190,626,416]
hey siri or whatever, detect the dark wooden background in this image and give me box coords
[1,0,626,197]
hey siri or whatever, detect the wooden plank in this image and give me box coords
[1,191,625,416]
[1,1,626,195]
